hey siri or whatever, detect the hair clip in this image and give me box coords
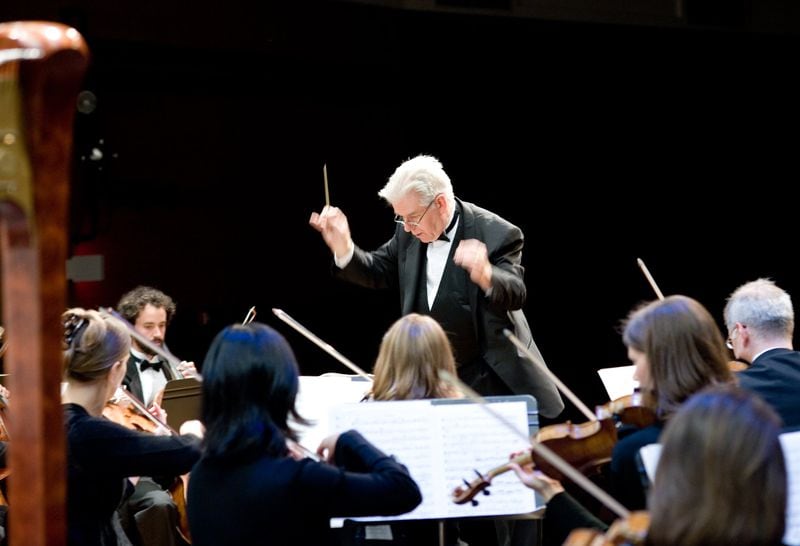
[64,314,88,347]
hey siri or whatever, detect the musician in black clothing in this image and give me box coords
[115,286,199,546]
[61,308,202,546]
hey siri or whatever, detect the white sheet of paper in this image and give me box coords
[637,443,662,484]
[292,375,372,452]
[328,398,540,524]
[781,431,800,545]
[597,365,638,401]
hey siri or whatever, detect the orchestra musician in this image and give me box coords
[509,384,786,546]
[114,286,199,546]
[344,313,462,546]
[61,308,202,546]
[186,322,422,546]
[609,295,733,511]
[724,278,800,428]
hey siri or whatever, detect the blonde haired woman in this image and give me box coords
[350,314,462,545]
[370,313,461,402]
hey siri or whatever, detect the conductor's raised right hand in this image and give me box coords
[309,205,353,258]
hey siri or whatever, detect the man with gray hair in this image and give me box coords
[724,277,800,428]
[309,154,563,419]
[310,154,563,546]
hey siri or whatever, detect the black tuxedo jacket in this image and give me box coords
[335,198,564,418]
[122,353,176,404]
[738,347,800,428]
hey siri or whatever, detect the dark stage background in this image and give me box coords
[3,0,800,423]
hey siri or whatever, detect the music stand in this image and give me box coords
[161,377,202,430]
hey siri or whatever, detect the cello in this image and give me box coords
[0,21,89,546]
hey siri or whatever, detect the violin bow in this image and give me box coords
[242,306,257,325]
[439,370,630,519]
[112,387,178,436]
[98,307,198,381]
[271,308,372,381]
[636,258,665,300]
[503,330,596,422]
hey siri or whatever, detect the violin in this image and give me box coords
[453,390,659,506]
[102,391,162,434]
[533,417,618,480]
[452,416,619,506]
[102,389,192,543]
[595,391,657,430]
[563,511,649,546]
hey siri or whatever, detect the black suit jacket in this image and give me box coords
[122,354,176,405]
[738,347,800,428]
[335,198,564,418]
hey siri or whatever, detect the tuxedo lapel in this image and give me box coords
[122,355,145,402]
[458,200,482,315]
[401,237,425,315]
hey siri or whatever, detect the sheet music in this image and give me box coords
[781,431,800,545]
[597,365,638,401]
[292,375,372,451]
[328,398,540,523]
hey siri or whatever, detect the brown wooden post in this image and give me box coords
[0,21,89,546]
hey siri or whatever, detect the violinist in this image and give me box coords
[186,322,422,546]
[509,384,786,546]
[61,308,202,546]
[724,278,800,428]
[610,295,733,510]
[345,313,462,546]
[114,286,198,546]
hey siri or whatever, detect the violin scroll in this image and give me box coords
[451,451,532,505]
[451,470,492,506]
[595,392,657,430]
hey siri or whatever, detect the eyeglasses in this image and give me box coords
[394,194,440,228]
[726,324,739,350]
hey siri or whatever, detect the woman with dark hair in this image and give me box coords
[611,295,734,510]
[648,384,786,545]
[511,384,786,546]
[61,308,202,546]
[186,323,422,546]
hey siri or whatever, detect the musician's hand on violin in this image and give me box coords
[177,360,197,378]
[316,432,341,464]
[508,453,564,501]
[147,403,171,435]
[309,206,353,259]
[453,239,492,292]
[179,419,204,439]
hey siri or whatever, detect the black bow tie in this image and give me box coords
[437,210,460,242]
[139,359,163,373]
